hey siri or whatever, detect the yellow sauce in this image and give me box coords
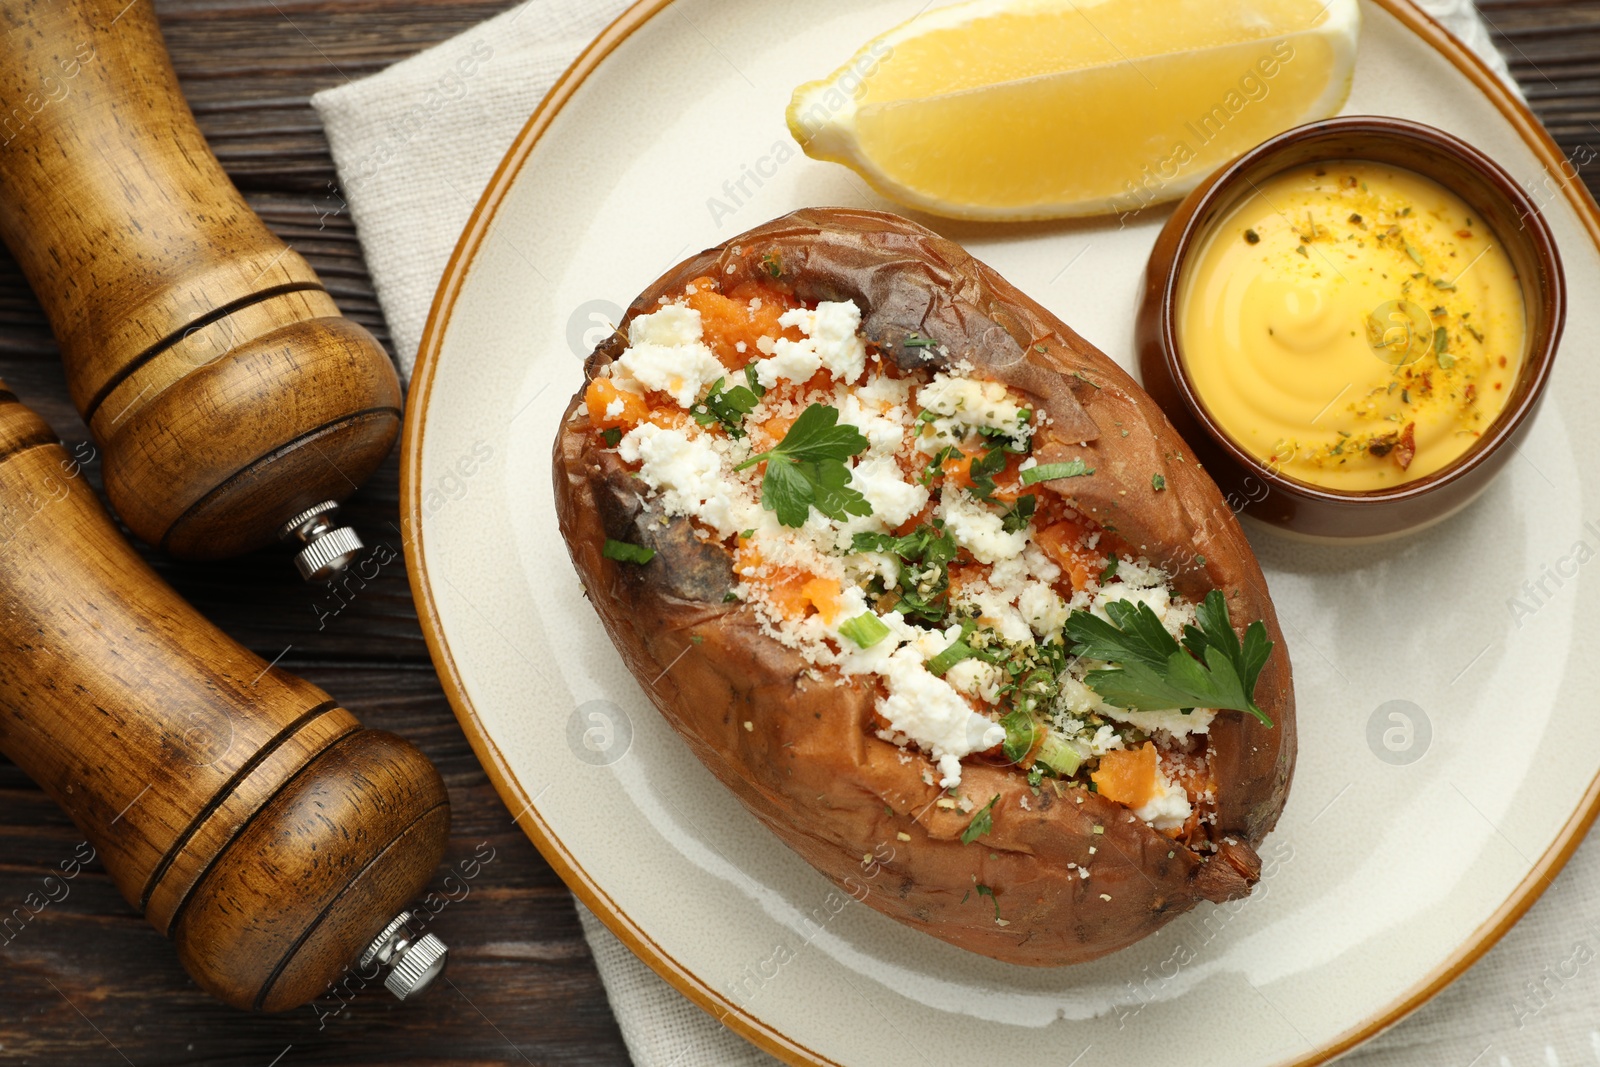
[1178,161,1526,491]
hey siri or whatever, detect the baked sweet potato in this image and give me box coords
[553,207,1294,965]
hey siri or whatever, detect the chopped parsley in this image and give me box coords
[852,522,960,625]
[960,796,999,844]
[600,427,622,448]
[691,376,760,438]
[1151,473,1166,491]
[1000,494,1036,534]
[920,444,961,486]
[602,539,655,565]
[975,423,1031,454]
[903,334,939,348]
[851,522,948,560]
[1099,554,1119,583]
[735,403,870,527]
[975,882,1001,920]
[743,362,767,398]
[761,251,782,278]
[1019,459,1093,486]
[966,447,1009,501]
[1064,590,1274,726]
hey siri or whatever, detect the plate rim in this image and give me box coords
[400,3,1600,1064]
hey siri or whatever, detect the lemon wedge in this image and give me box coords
[788,0,1360,220]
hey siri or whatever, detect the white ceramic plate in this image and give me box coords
[403,3,1600,1064]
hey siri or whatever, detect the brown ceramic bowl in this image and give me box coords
[1136,116,1564,542]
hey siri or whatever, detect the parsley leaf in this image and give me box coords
[1064,590,1274,726]
[691,377,760,438]
[961,796,999,844]
[975,424,1031,454]
[749,403,867,465]
[921,444,960,486]
[975,882,1001,920]
[850,522,960,625]
[754,459,813,527]
[804,458,874,523]
[602,539,656,565]
[735,404,870,527]
[1000,494,1036,534]
[967,447,1009,501]
[850,522,957,565]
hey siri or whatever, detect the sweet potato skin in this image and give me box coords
[553,208,1294,965]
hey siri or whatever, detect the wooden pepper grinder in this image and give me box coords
[0,386,450,1010]
[0,0,401,579]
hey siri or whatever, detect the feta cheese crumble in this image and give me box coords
[848,456,927,531]
[614,304,727,408]
[755,301,867,389]
[877,647,1006,788]
[916,372,1034,450]
[937,488,1027,564]
[618,423,757,540]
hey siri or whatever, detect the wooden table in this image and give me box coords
[0,1,1594,1064]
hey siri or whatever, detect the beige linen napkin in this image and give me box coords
[312,4,1590,1066]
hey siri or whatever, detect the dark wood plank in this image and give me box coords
[0,1,1594,1064]
[0,2,631,1065]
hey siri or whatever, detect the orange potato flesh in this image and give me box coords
[1034,520,1099,591]
[760,414,796,442]
[801,577,845,624]
[1091,743,1161,809]
[765,575,814,620]
[585,378,649,431]
[685,275,797,370]
[737,539,843,624]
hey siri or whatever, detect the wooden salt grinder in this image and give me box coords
[0,0,401,576]
[0,387,451,1011]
